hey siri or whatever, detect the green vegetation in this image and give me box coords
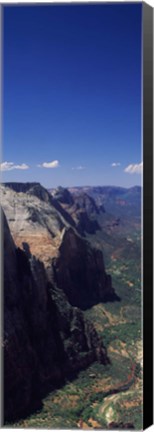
[102,321,141,348]
[10,192,142,429]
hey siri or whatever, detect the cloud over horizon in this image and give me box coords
[38,160,60,169]
[124,162,143,174]
[0,162,29,171]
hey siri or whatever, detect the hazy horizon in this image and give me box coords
[1,180,142,191]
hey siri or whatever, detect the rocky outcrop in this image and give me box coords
[3,209,109,423]
[68,186,141,219]
[0,183,76,269]
[52,186,74,206]
[52,227,117,310]
[51,187,102,235]
[69,192,103,235]
[73,192,101,215]
[2,182,76,228]
[1,183,118,308]
[73,210,100,235]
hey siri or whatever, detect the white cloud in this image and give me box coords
[111,162,121,167]
[38,160,60,168]
[72,165,85,170]
[124,162,143,174]
[14,163,29,170]
[0,162,29,171]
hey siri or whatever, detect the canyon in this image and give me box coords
[2,182,117,422]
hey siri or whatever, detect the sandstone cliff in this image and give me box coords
[3,209,109,422]
[52,227,116,309]
[1,183,118,309]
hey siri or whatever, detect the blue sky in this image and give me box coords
[2,3,142,188]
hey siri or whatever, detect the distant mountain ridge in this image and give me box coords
[66,185,141,219]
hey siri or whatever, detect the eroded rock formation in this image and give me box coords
[53,227,116,309]
[3,209,108,422]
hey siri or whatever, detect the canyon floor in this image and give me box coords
[10,233,142,430]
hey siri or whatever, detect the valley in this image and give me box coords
[2,183,142,429]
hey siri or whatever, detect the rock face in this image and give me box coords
[50,187,102,235]
[52,186,74,206]
[68,185,141,219]
[1,183,117,309]
[72,192,101,215]
[71,192,102,235]
[52,227,116,309]
[0,183,75,271]
[3,209,109,423]
[2,182,120,421]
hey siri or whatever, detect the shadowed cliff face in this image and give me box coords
[2,183,119,422]
[3,209,109,423]
[1,183,118,311]
[4,210,64,421]
[52,228,117,310]
[50,187,103,235]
